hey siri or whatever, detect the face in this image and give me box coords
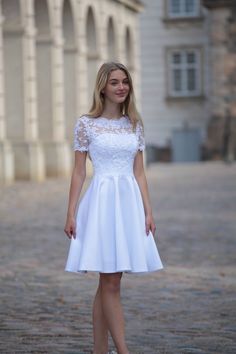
[102,69,130,104]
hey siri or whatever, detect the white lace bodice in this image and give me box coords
[74,115,145,176]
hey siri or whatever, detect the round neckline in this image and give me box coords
[98,115,125,121]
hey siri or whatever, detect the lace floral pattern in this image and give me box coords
[135,121,145,152]
[73,115,145,176]
[74,116,145,151]
[73,118,89,152]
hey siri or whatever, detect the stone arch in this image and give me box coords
[62,0,77,140]
[34,0,53,141]
[2,0,24,141]
[107,17,117,61]
[86,6,98,105]
[125,27,134,71]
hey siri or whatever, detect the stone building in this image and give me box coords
[0,0,143,184]
[140,0,236,163]
[203,0,236,161]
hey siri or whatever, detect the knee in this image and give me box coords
[100,274,121,294]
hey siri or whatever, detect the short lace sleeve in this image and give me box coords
[74,117,89,152]
[136,121,145,151]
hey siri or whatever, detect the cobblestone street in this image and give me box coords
[0,162,235,354]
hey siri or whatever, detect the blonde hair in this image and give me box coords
[87,62,142,130]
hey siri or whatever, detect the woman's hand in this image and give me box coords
[145,213,156,236]
[64,151,87,240]
[64,216,76,239]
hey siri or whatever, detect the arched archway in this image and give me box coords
[107,17,117,61]
[62,0,77,140]
[86,6,97,106]
[2,0,24,141]
[34,0,53,141]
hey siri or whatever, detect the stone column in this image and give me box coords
[44,0,71,177]
[76,2,101,176]
[0,0,46,181]
[131,17,141,111]
[21,0,45,181]
[226,4,236,160]
[75,4,88,116]
[97,0,109,63]
[62,0,77,141]
[116,4,126,63]
[0,4,14,184]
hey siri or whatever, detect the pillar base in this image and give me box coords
[44,141,71,177]
[0,140,14,184]
[12,141,45,181]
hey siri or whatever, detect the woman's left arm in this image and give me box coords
[133,151,156,236]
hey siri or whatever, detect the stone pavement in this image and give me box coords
[0,162,235,354]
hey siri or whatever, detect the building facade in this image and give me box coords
[0,0,142,184]
[203,0,236,162]
[140,0,236,163]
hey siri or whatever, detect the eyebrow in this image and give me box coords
[109,78,129,82]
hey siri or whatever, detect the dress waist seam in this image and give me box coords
[93,173,134,177]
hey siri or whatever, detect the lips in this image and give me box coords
[116,92,127,97]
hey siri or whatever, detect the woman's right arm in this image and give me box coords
[64,151,87,239]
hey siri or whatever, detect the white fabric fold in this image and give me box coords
[65,174,164,274]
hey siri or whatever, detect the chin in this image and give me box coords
[115,96,127,103]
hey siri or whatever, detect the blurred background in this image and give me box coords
[0,0,235,184]
[0,2,236,353]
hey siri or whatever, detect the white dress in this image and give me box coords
[65,115,164,274]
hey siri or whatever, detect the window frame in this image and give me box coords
[167,0,201,19]
[167,47,202,98]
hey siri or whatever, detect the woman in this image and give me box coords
[64,62,164,354]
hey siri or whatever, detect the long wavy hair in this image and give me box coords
[86,62,143,130]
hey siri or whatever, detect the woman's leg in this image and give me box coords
[99,272,129,354]
[93,279,109,354]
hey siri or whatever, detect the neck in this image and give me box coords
[101,102,122,119]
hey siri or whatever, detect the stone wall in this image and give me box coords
[0,0,142,183]
[203,0,236,160]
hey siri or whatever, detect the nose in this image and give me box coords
[118,82,124,90]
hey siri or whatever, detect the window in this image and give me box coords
[168,49,201,97]
[168,0,200,18]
